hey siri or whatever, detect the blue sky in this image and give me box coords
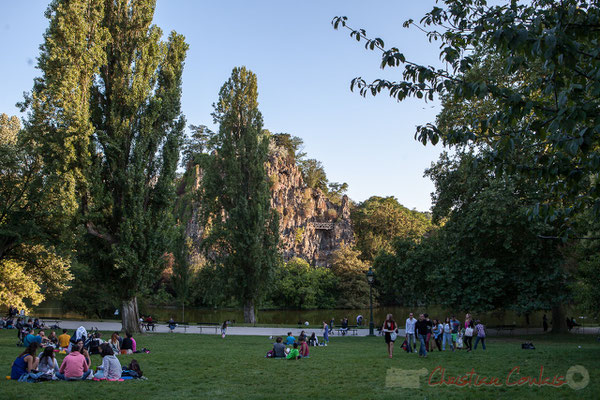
[0,0,447,212]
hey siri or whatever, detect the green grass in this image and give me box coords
[1,329,599,399]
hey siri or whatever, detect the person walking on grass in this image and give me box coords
[451,316,460,348]
[442,317,454,351]
[405,312,417,353]
[474,320,487,350]
[424,314,433,352]
[432,319,443,351]
[415,314,429,358]
[382,314,398,359]
[464,320,474,352]
[322,321,329,344]
[221,320,229,338]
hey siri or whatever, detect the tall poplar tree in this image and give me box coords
[25,0,188,332]
[202,67,279,323]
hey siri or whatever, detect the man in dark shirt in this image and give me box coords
[415,314,429,358]
[424,313,433,352]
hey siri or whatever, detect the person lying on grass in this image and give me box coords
[286,343,300,360]
[10,342,40,380]
[94,343,122,380]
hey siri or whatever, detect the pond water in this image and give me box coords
[31,301,596,328]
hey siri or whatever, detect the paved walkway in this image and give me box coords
[42,319,599,337]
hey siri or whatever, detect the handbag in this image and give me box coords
[465,327,473,337]
[390,332,397,341]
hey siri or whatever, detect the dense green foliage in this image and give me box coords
[201,67,280,323]
[268,258,337,309]
[21,0,188,330]
[329,246,374,308]
[375,151,568,315]
[0,112,73,311]
[352,196,432,261]
[333,0,600,232]
[1,329,599,399]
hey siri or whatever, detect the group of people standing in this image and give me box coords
[382,313,487,358]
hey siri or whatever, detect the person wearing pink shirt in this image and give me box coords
[56,342,91,380]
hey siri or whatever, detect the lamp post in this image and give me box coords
[367,267,375,336]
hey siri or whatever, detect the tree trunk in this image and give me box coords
[122,297,141,333]
[551,304,568,333]
[243,299,256,324]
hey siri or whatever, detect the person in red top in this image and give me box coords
[382,314,397,359]
[56,341,91,380]
[299,337,310,357]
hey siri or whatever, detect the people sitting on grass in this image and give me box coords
[286,342,300,360]
[57,340,91,381]
[23,328,42,348]
[69,326,88,352]
[11,343,40,380]
[298,330,307,343]
[121,331,137,354]
[285,332,295,345]
[89,332,104,355]
[47,331,59,347]
[4,316,14,329]
[273,337,286,358]
[94,343,122,380]
[38,346,60,379]
[308,332,318,346]
[108,332,121,355]
[58,329,71,351]
[299,337,309,358]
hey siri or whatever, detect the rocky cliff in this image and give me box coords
[182,143,354,267]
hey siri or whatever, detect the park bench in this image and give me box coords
[165,322,190,332]
[491,324,516,335]
[337,325,359,336]
[40,318,62,328]
[141,321,156,332]
[197,322,221,334]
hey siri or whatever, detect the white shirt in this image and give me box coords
[405,318,416,334]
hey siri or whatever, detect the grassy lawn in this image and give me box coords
[1,329,598,399]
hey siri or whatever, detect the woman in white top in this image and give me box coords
[442,317,454,351]
[38,346,59,378]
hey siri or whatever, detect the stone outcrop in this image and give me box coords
[182,143,354,267]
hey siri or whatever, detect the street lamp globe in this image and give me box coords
[367,267,374,285]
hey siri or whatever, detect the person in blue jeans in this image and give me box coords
[473,320,486,350]
[442,317,454,351]
[415,314,428,357]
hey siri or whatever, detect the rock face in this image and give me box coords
[183,143,354,267]
[267,144,354,266]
